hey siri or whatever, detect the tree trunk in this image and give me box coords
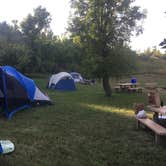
[102,76,112,97]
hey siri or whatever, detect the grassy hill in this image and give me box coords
[136,56,166,75]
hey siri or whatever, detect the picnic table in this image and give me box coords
[147,105,166,115]
[147,105,166,126]
[115,82,142,92]
[147,105,166,118]
[118,82,137,88]
[136,105,166,144]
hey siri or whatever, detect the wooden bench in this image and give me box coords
[128,87,143,93]
[114,86,121,92]
[136,117,166,144]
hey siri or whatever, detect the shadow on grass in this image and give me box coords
[66,90,148,110]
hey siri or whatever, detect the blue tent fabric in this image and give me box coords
[49,72,76,91]
[55,79,76,91]
[0,66,51,119]
[2,66,36,100]
[0,144,3,154]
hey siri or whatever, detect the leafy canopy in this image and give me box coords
[69,0,146,77]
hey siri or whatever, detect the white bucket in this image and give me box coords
[0,140,15,154]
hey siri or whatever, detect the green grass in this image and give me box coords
[0,75,166,166]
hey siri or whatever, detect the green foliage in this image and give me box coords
[21,6,52,45]
[0,21,22,44]
[69,0,146,78]
[139,47,164,57]
[0,6,85,74]
[69,0,146,96]
[0,41,30,70]
[19,6,54,72]
[160,38,166,49]
[159,12,166,49]
[0,3,144,79]
[136,55,166,75]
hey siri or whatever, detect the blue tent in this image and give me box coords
[48,72,76,91]
[0,66,51,119]
[0,144,2,154]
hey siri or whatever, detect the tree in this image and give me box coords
[0,21,22,43]
[140,47,163,58]
[151,46,162,57]
[0,21,31,72]
[20,6,52,72]
[160,38,166,49]
[69,0,146,96]
[21,6,51,45]
[159,12,166,49]
[0,41,30,71]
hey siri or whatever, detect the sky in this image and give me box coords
[0,0,166,52]
[130,0,166,52]
[0,0,70,35]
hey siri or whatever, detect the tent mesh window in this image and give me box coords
[5,73,29,110]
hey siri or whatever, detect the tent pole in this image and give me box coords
[2,72,9,118]
[7,104,31,119]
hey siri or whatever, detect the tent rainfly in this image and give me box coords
[70,72,84,83]
[48,72,76,91]
[0,66,52,119]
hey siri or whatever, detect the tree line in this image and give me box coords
[0,1,148,96]
[0,6,85,74]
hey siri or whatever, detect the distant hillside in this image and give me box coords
[136,56,166,74]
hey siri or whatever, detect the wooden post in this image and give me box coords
[155,134,161,145]
[136,120,140,129]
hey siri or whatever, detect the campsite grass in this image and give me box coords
[0,75,166,166]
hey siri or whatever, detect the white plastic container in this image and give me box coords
[0,140,15,154]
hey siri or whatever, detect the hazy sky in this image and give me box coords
[130,0,166,52]
[0,0,70,35]
[0,0,166,52]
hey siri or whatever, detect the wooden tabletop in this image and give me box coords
[147,105,166,115]
[118,83,138,86]
[117,83,139,89]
